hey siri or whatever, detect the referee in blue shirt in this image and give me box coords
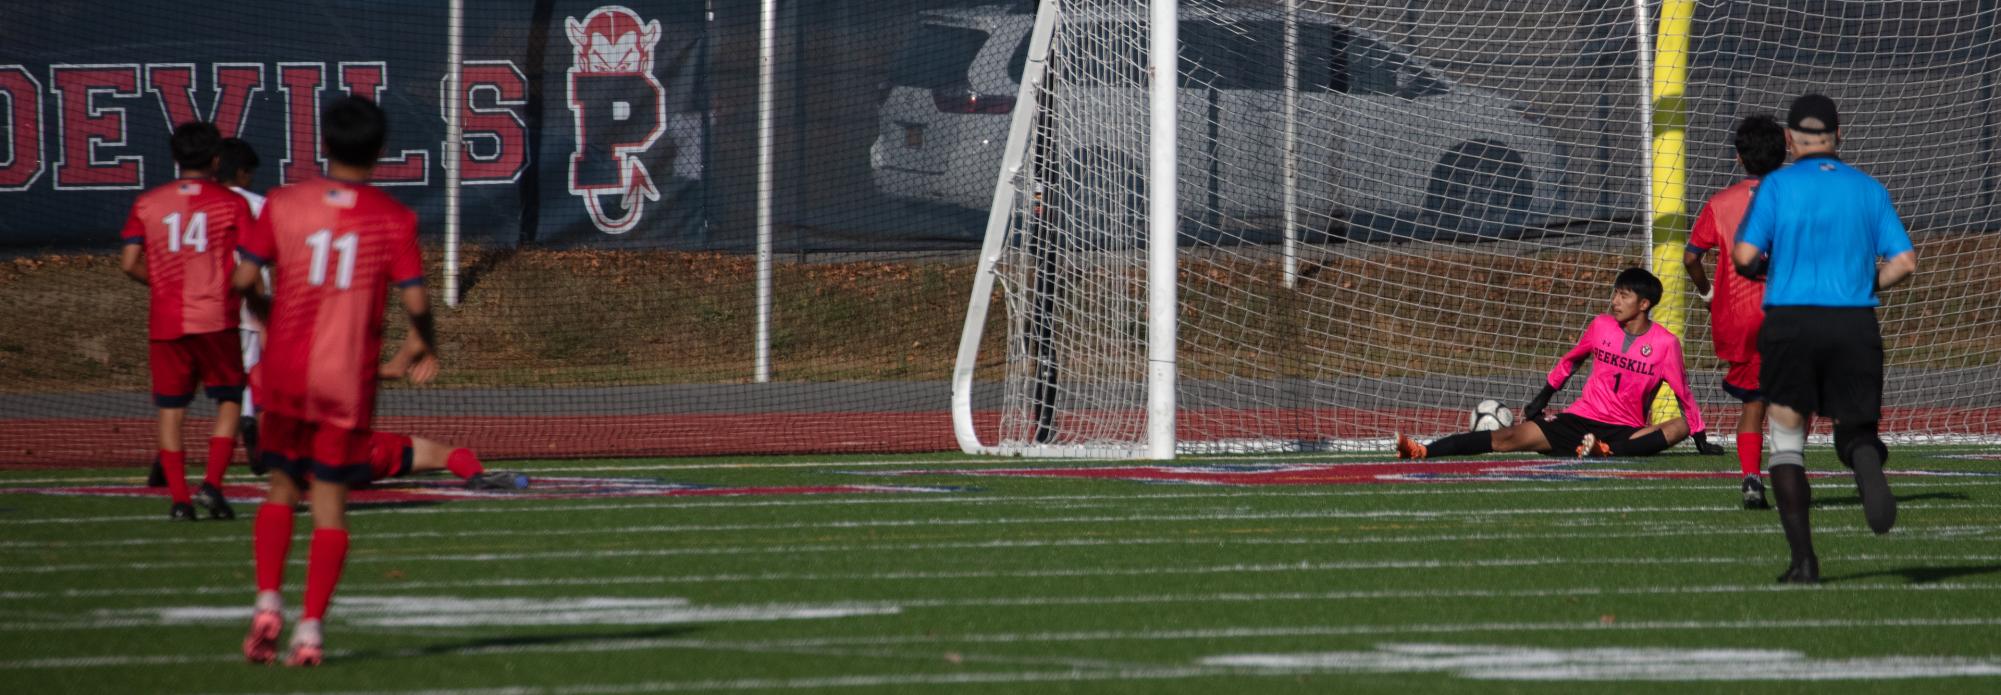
[1733,94,1919,584]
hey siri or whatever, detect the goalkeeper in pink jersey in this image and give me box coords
[1397,267,1725,459]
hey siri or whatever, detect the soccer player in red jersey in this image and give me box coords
[1684,114,1788,510]
[233,96,439,667]
[120,121,253,522]
[1395,268,1726,460]
[357,432,524,490]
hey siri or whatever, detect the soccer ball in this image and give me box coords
[1470,399,1514,432]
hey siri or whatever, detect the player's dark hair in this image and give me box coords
[1734,114,1786,177]
[169,121,222,170]
[1614,267,1664,312]
[215,138,260,184]
[322,96,387,168]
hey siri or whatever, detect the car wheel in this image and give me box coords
[1422,140,1533,239]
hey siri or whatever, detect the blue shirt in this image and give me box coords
[1736,153,1913,308]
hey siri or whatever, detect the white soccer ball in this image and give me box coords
[1470,399,1514,432]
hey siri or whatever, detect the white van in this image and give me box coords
[870,6,1573,239]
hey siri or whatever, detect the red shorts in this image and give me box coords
[149,330,246,407]
[1723,354,1763,403]
[256,411,374,485]
[367,433,415,483]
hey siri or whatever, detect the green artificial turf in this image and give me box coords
[1,447,1998,693]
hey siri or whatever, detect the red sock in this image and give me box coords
[444,448,484,480]
[254,503,295,593]
[204,436,234,487]
[302,529,350,621]
[1738,432,1764,478]
[160,450,190,503]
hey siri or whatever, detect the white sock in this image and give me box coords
[291,618,322,646]
[255,591,282,613]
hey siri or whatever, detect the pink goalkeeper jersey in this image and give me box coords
[1546,314,1707,433]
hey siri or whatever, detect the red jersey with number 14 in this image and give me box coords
[237,178,424,431]
[121,179,251,339]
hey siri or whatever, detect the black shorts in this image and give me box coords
[1757,307,1882,424]
[1533,413,1642,455]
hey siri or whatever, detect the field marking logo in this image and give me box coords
[565,5,665,234]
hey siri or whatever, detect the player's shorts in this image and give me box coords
[1758,307,1883,424]
[255,411,375,486]
[1533,412,1642,456]
[1722,355,1763,403]
[149,330,246,407]
[364,433,416,485]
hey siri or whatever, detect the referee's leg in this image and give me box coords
[1759,309,1818,582]
[1826,308,1895,535]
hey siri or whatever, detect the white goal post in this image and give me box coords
[955,0,2001,458]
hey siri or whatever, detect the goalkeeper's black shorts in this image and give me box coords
[1532,413,1640,455]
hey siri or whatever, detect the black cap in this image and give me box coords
[1787,93,1839,134]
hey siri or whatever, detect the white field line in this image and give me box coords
[4,498,1999,552]
[11,616,2001,672]
[7,582,2001,633]
[0,478,1992,528]
[6,522,2001,576]
[6,552,2001,603]
[13,502,1999,551]
[1,478,1997,526]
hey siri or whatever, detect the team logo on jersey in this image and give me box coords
[565,5,666,234]
[1641,344,1652,357]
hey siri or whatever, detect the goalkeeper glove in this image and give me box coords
[1522,384,1559,422]
[1692,431,1725,455]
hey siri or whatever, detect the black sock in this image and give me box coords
[1425,431,1495,458]
[1609,430,1670,456]
[1770,463,1815,565]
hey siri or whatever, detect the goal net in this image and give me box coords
[955,0,2001,458]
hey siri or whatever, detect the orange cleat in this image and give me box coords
[1576,433,1612,458]
[1394,433,1428,460]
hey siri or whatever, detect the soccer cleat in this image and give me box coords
[169,502,198,521]
[1776,556,1820,584]
[1850,452,1897,535]
[284,620,324,667]
[243,609,283,664]
[465,471,529,491]
[1575,433,1611,458]
[1741,475,1770,510]
[194,482,236,520]
[1393,433,1427,460]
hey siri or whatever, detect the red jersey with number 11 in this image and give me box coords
[236,178,424,430]
[121,179,251,339]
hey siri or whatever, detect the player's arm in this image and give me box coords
[1732,181,1775,280]
[119,209,147,285]
[1874,192,1918,291]
[391,220,439,384]
[1663,341,1722,454]
[399,287,440,384]
[231,261,271,324]
[120,243,148,285]
[1683,204,1717,302]
[1878,250,1917,290]
[233,208,276,324]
